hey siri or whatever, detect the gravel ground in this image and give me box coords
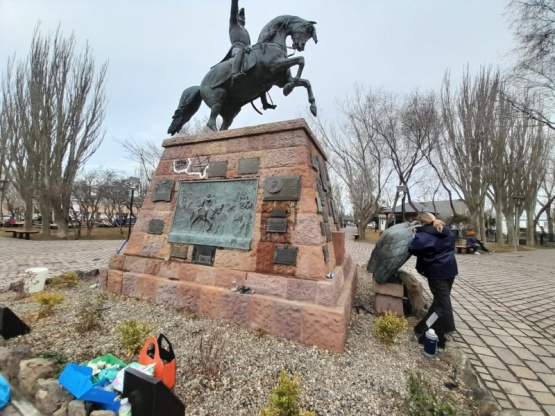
[0,266,478,415]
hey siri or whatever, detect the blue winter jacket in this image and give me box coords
[408,224,458,279]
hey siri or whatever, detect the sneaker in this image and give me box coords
[489,251,495,254]
[474,252,481,255]
[414,331,425,344]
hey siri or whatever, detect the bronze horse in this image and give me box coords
[167,15,317,135]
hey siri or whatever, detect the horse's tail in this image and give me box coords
[167,86,202,136]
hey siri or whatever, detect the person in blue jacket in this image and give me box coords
[409,212,458,349]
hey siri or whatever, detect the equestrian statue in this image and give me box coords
[167,0,318,135]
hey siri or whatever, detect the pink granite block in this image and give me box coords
[315,280,337,307]
[273,301,303,342]
[250,296,276,334]
[331,231,345,265]
[302,305,346,352]
[286,278,318,303]
[289,214,326,246]
[195,268,217,286]
[221,291,251,326]
[214,269,248,289]
[141,234,167,258]
[374,282,404,298]
[178,263,202,282]
[246,272,287,298]
[109,254,126,271]
[374,294,404,316]
[159,261,180,280]
[199,286,222,320]
[121,273,141,298]
[156,280,200,313]
[295,246,329,280]
[98,269,108,289]
[106,270,123,294]
[144,259,163,276]
[123,232,145,256]
[124,256,146,274]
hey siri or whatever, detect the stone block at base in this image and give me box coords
[374,294,404,316]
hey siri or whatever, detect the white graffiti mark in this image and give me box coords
[173,158,209,179]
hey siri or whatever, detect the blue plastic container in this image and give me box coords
[0,374,11,410]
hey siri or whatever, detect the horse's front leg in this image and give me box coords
[271,56,305,80]
[291,78,317,116]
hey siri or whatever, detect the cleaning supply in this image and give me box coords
[423,328,438,358]
[119,397,132,416]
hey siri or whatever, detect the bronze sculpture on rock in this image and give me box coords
[167,0,318,134]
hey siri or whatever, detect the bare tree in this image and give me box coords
[440,67,503,240]
[506,0,555,130]
[1,24,107,236]
[308,86,395,239]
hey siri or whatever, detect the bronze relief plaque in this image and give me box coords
[238,158,260,175]
[147,219,165,235]
[263,176,301,201]
[323,245,330,262]
[321,221,332,242]
[168,179,258,250]
[271,209,286,218]
[153,179,175,202]
[273,245,298,265]
[267,218,287,233]
[192,245,216,266]
[208,161,228,178]
[170,244,189,260]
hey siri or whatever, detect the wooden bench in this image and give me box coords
[4,230,39,240]
[455,245,475,254]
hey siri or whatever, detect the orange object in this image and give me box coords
[467,231,475,236]
[138,334,176,389]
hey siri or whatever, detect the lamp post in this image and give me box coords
[127,177,140,239]
[512,195,525,253]
[396,185,407,224]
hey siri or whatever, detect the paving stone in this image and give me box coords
[499,335,525,348]
[497,399,513,409]
[481,355,508,370]
[526,360,552,374]
[492,347,525,366]
[470,345,496,357]
[509,346,540,361]
[543,405,555,416]
[519,411,547,416]
[521,379,550,393]
[480,335,506,347]
[491,389,507,400]
[540,356,555,370]
[508,365,538,380]
[531,391,555,405]
[507,394,542,411]
[538,373,555,387]
[498,380,530,396]
[489,367,518,382]
[527,345,551,357]
[514,336,539,346]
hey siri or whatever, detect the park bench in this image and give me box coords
[4,230,39,240]
[455,245,475,254]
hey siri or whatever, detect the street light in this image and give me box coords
[512,195,525,253]
[127,177,140,239]
[397,185,407,224]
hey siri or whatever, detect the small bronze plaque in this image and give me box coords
[170,244,189,260]
[267,218,287,233]
[192,245,216,266]
[147,219,165,235]
[321,221,331,241]
[311,155,320,171]
[330,200,339,224]
[238,158,259,174]
[273,245,298,265]
[208,161,228,178]
[263,176,301,201]
[315,196,323,213]
[322,205,329,222]
[271,209,286,218]
[323,245,330,262]
[153,179,175,202]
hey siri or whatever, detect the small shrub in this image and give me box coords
[75,294,105,333]
[32,292,65,317]
[50,271,79,288]
[373,311,408,344]
[404,371,458,416]
[260,369,316,416]
[187,331,229,383]
[15,271,41,299]
[115,319,154,357]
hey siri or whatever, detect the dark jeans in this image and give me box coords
[414,277,456,346]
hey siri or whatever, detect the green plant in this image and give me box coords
[115,319,154,356]
[75,294,105,333]
[260,369,316,416]
[32,292,65,317]
[373,311,408,344]
[50,271,79,288]
[404,371,458,416]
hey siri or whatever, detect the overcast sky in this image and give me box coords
[0,0,516,175]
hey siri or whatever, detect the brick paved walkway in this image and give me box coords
[346,231,555,416]
[1,235,554,414]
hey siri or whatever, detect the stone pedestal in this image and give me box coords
[105,119,357,352]
[373,282,404,316]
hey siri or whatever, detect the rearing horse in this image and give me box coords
[167,15,317,135]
